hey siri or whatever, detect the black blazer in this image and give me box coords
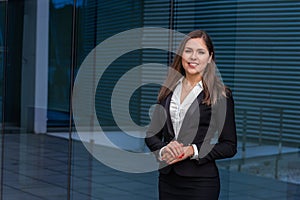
[145,89,237,177]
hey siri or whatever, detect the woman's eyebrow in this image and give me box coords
[184,47,206,51]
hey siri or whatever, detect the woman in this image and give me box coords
[145,30,237,200]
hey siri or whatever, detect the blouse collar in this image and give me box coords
[176,77,203,89]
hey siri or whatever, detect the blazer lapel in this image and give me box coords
[177,91,204,143]
[165,93,175,138]
[184,91,204,118]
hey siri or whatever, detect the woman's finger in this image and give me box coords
[168,141,184,157]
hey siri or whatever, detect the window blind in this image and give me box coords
[81,0,143,128]
[233,0,300,145]
[140,0,172,125]
[172,0,300,145]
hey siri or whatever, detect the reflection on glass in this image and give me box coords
[48,2,73,128]
[0,1,5,199]
[0,0,298,199]
[2,1,70,199]
[0,1,5,121]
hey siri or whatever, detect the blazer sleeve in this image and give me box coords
[195,90,237,165]
[145,103,168,156]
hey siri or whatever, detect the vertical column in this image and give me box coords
[21,0,49,134]
[34,0,49,133]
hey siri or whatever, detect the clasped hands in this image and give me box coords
[161,141,194,165]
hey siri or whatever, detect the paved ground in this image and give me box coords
[0,134,299,200]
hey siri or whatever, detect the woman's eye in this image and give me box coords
[198,51,205,54]
[184,50,192,53]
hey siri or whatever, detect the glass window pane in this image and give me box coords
[2,0,71,199]
[171,1,300,199]
[0,1,6,198]
[0,1,6,121]
[48,2,73,128]
[71,1,300,199]
[0,0,299,199]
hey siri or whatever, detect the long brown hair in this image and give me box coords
[158,30,226,105]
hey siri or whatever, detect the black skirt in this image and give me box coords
[159,170,220,200]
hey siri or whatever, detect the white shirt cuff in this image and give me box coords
[190,144,199,159]
[159,146,167,161]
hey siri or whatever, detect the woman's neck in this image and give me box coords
[184,74,202,87]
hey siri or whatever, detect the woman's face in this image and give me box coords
[181,38,212,78]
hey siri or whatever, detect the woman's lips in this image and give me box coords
[188,62,198,68]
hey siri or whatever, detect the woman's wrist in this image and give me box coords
[187,145,194,157]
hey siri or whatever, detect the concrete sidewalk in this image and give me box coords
[1,133,299,199]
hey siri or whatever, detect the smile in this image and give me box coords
[188,62,198,67]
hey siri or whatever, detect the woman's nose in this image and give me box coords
[190,52,197,60]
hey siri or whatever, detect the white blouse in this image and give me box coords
[170,77,203,139]
[169,77,203,159]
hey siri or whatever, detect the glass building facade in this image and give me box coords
[0,0,299,199]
